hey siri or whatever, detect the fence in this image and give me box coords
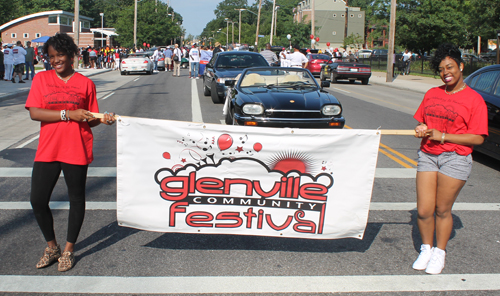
[357,54,498,77]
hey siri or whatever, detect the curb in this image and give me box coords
[0,69,113,102]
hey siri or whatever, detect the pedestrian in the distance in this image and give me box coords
[172,44,182,77]
[12,41,27,83]
[25,41,36,80]
[189,43,200,79]
[260,43,278,66]
[25,33,116,272]
[412,43,488,275]
[281,44,308,68]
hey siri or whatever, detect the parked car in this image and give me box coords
[120,53,154,75]
[223,67,345,128]
[371,49,388,58]
[180,57,189,69]
[306,53,331,76]
[464,64,500,160]
[357,49,372,59]
[203,51,269,103]
[462,53,485,63]
[479,50,498,62]
[319,58,371,85]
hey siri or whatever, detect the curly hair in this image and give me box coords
[43,33,79,59]
[430,43,463,75]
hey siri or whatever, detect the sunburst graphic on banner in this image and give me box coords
[266,150,316,174]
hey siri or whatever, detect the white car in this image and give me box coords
[358,49,372,59]
[120,53,154,75]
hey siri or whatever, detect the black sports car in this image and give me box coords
[203,51,269,103]
[223,67,345,128]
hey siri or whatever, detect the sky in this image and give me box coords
[167,0,220,37]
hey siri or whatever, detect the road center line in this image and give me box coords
[191,79,203,123]
[99,91,115,100]
[133,77,140,82]
[1,274,499,294]
[15,135,39,149]
[331,87,351,93]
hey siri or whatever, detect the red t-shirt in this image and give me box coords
[25,70,99,165]
[414,85,488,156]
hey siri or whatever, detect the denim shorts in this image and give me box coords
[417,150,473,181]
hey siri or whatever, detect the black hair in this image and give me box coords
[43,33,79,59]
[430,43,463,75]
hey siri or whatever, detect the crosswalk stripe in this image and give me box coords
[0,167,417,178]
[1,274,499,293]
[1,201,499,211]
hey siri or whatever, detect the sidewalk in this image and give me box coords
[369,71,443,94]
[0,68,112,101]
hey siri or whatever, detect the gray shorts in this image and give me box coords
[417,150,472,181]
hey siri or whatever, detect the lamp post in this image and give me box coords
[235,8,258,45]
[274,6,279,36]
[255,0,263,50]
[231,21,236,45]
[99,12,104,47]
[270,0,276,45]
[134,0,137,48]
[225,18,230,48]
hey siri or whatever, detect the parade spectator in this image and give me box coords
[4,44,14,81]
[26,33,116,272]
[213,42,224,55]
[0,43,5,80]
[281,44,308,68]
[199,46,212,76]
[164,46,173,71]
[12,41,27,83]
[82,47,90,68]
[114,50,120,71]
[412,43,488,275]
[189,43,200,79]
[172,44,182,77]
[89,48,97,69]
[260,43,278,66]
[25,41,36,80]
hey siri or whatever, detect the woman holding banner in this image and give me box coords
[412,43,488,274]
[25,33,116,272]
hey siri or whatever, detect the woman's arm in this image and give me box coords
[28,107,108,125]
[425,129,485,146]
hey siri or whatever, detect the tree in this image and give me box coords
[343,33,364,50]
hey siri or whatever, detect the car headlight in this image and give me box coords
[217,78,229,83]
[242,104,264,115]
[322,105,342,116]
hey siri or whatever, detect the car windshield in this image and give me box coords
[128,54,149,58]
[215,54,268,69]
[310,54,330,60]
[239,69,318,90]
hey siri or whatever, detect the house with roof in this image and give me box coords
[0,10,118,48]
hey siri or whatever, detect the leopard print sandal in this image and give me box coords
[36,245,61,269]
[58,251,75,272]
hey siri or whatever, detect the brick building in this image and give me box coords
[293,0,365,50]
[0,10,117,48]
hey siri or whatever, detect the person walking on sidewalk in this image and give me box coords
[412,43,488,275]
[401,49,412,75]
[3,44,14,81]
[12,41,27,83]
[164,46,173,72]
[0,43,5,80]
[25,33,116,272]
[25,41,36,80]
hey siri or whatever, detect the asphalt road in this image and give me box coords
[0,69,499,295]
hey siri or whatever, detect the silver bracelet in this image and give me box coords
[60,110,67,121]
[441,132,446,144]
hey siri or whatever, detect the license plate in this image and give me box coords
[131,67,137,70]
[350,68,358,72]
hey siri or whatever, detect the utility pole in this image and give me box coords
[386,0,397,82]
[134,0,138,48]
[74,0,79,69]
[270,0,276,45]
[235,8,242,44]
[254,0,262,51]
[311,0,315,49]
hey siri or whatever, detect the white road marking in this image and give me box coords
[1,274,499,293]
[1,201,499,211]
[0,167,417,178]
[15,135,39,149]
[191,79,203,123]
[100,91,115,100]
[133,77,140,82]
[331,87,351,93]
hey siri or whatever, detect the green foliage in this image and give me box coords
[343,33,364,49]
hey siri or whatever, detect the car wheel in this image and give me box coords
[330,73,337,83]
[362,78,369,85]
[349,79,355,84]
[203,80,211,96]
[211,81,222,103]
[120,71,125,75]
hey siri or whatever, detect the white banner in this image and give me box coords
[117,118,381,240]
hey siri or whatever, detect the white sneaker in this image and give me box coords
[425,247,446,274]
[412,244,433,270]
[195,77,199,79]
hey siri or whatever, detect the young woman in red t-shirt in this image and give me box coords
[412,43,488,274]
[25,33,116,272]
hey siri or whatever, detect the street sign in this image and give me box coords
[258,35,265,38]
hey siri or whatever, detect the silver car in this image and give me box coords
[120,53,154,75]
[358,49,372,59]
